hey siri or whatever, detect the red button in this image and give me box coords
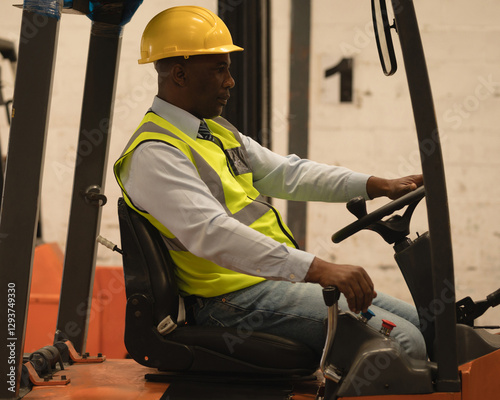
[382,319,396,331]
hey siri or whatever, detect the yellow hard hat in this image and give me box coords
[138,6,243,64]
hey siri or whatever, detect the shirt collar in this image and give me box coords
[150,96,202,140]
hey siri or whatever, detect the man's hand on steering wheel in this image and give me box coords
[366,174,423,200]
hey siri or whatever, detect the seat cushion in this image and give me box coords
[168,325,320,370]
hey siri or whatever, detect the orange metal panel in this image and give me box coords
[23,359,168,400]
[24,243,64,352]
[24,243,127,359]
[86,267,128,359]
[459,349,500,400]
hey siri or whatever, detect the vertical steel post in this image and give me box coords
[287,0,311,249]
[219,0,271,146]
[56,16,123,353]
[392,0,460,392]
[0,2,61,398]
[0,37,24,208]
[0,63,4,201]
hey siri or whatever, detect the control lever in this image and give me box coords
[323,285,341,307]
[320,286,342,383]
[346,197,367,219]
[487,288,500,307]
[456,287,500,327]
[359,309,375,323]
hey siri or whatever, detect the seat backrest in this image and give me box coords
[117,198,179,325]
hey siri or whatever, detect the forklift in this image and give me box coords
[0,0,499,399]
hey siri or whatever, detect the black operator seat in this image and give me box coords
[117,198,319,375]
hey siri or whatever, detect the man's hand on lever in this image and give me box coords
[305,257,377,314]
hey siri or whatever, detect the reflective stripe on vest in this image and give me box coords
[114,113,296,297]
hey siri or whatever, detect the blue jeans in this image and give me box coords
[191,280,427,360]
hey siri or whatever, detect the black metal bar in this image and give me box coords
[0,39,17,235]
[0,65,4,205]
[391,0,460,391]
[287,0,311,249]
[0,6,61,398]
[71,0,90,14]
[56,20,122,354]
[219,0,271,146]
[261,1,271,149]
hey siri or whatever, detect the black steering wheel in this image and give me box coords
[332,185,426,244]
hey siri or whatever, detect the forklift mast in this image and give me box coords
[0,1,142,398]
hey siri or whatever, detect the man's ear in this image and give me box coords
[171,63,187,87]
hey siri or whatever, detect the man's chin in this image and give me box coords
[206,109,224,119]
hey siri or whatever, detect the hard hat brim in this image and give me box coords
[138,45,244,65]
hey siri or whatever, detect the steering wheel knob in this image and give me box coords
[346,196,368,220]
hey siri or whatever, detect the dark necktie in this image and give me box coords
[198,119,226,153]
[198,120,214,142]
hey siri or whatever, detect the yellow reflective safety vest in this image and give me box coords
[114,112,298,297]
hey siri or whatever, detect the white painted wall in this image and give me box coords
[0,1,499,326]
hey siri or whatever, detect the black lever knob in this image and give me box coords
[323,286,341,307]
[487,288,500,307]
[346,196,367,220]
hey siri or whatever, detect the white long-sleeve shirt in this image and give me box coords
[119,97,371,283]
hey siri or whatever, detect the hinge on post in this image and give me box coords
[63,340,106,364]
[23,362,70,387]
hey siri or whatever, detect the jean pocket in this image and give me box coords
[207,314,226,328]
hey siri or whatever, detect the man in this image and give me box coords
[114,6,426,360]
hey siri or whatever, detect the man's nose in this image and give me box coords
[224,72,235,89]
